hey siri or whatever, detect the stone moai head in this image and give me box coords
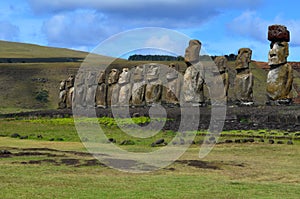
[97,71,106,84]
[214,56,227,73]
[147,63,160,81]
[118,68,131,84]
[166,63,179,80]
[133,65,145,82]
[235,48,252,70]
[184,39,201,65]
[268,25,290,66]
[108,69,119,85]
[66,75,75,88]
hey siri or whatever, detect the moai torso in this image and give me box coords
[86,71,98,108]
[95,71,107,108]
[266,25,293,103]
[107,69,120,106]
[214,56,229,98]
[66,75,75,108]
[58,80,67,109]
[182,39,204,104]
[145,63,162,105]
[118,68,132,106]
[162,63,182,105]
[234,48,253,104]
[73,70,87,108]
[131,65,146,106]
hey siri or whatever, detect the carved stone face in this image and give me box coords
[98,71,105,84]
[235,48,252,69]
[166,63,178,80]
[184,40,201,64]
[268,41,289,66]
[133,65,144,81]
[147,64,160,81]
[108,69,119,84]
[66,75,75,88]
[214,56,227,72]
[118,68,131,84]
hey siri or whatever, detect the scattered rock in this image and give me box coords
[120,140,135,145]
[11,133,20,138]
[259,138,265,142]
[0,149,11,155]
[151,138,165,147]
[268,139,275,144]
[132,113,140,117]
[20,136,28,139]
[287,140,293,145]
[108,138,116,143]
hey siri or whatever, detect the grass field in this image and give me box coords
[0,117,300,198]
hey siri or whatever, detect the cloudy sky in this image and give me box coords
[1,0,300,61]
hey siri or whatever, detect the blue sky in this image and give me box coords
[1,0,300,61]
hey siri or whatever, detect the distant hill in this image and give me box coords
[0,40,299,113]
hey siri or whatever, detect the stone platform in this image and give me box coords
[1,105,300,132]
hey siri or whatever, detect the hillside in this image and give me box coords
[0,41,299,113]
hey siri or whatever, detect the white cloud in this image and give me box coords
[227,11,300,47]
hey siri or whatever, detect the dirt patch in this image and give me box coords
[60,158,80,166]
[176,160,220,170]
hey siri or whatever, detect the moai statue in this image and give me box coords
[107,69,120,106]
[66,74,75,109]
[85,70,98,108]
[162,63,182,106]
[58,80,67,109]
[131,65,146,106]
[73,70,87,108]
[95,71,107,108]
[214,56,229,98]
[266,25,293,105]
[234,48,254,105]
[182,39,205,105]
[145,63,162,106]
[118,68,132,106]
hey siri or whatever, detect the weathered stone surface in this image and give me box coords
[268,41,289,66]
[266,25,293,103]
[182,63,204,103]
[107,69,120,106]
[86,71,98,108]
[145,64,162,105]
[268,25,290,42]
[266,63,293,101]
[235,48,252,70]
[131,65,146,106]
[118,68,132,106]
[184,39,201,65]
[66,75,75,109]
[95,71,107,108]
[74,70,87,108]
[162,63,182,105]
[234,48,253,103]
[214,56,229,98]
[58,80,67,109]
